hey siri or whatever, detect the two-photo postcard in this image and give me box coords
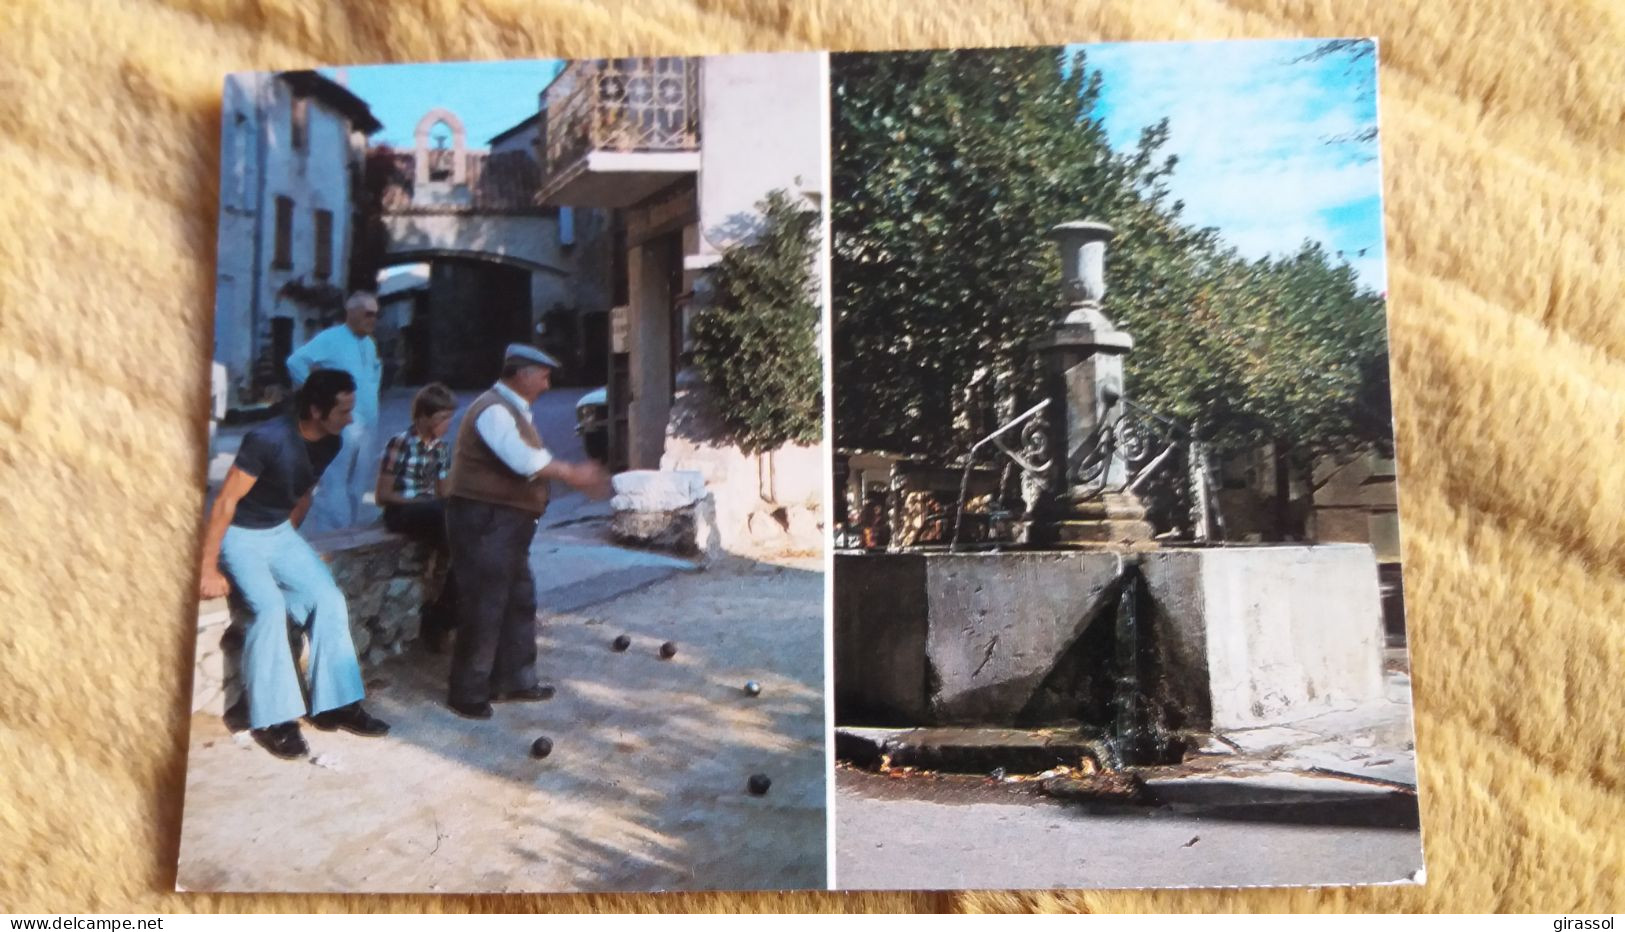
[181,39,1423,894]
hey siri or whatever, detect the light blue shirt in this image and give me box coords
[286,324,381,428]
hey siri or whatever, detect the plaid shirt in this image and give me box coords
[381,429,450,501]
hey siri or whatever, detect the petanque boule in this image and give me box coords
[530,736,553,759]
[743,680,762,697]
[658,641,678,659]
[611,634,631,652]
[747,774,772,795]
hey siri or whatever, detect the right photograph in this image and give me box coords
[829,40,1424,890]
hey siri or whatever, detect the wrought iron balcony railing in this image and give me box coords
[543,57,701,182]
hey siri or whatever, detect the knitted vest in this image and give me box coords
[447,388,551,515]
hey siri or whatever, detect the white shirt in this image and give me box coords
[285,324,382,428]
[475,382,554,478]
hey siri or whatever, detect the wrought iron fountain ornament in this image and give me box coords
[952,220,1214,550]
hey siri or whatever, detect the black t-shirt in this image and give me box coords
[230,417,342,529]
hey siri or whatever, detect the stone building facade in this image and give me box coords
[373,107,615,388]
[538,53,827,553]
[213,71,380,409]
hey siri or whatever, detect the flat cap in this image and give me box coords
[504,343,562,370]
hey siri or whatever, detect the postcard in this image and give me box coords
[182,52,830,893]
[828,40,1423,890]
[179,38,1422,895]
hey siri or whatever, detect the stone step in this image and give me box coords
[836,725,1115,775]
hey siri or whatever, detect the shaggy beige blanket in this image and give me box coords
[1,0,1620,914]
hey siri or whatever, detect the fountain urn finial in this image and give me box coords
[1049,220,1116,325]
[1023,218,1154,548]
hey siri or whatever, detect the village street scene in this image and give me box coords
[829,42,1423,889]
[183,54,829,892]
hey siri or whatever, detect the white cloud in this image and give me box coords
[1077,40,1387,290]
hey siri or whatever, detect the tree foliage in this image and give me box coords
[831,47,1392,470]
[348,144,405,293]
[691,189,823,451]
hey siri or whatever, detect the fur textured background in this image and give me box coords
[1,0,1621,914]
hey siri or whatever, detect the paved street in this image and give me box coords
[835,670,1424,891]
[189,386,830,892]
[836,767,1422,890]
[178,553,828,893]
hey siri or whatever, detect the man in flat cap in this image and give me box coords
[443,343,611,719]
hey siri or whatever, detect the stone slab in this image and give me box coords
[1217,725,1322,754]
[835,544,1386,732]
[835,726,1109,775]
[1142,770,1405,806]
[1282,742,1418,788]
[610,468,707,512]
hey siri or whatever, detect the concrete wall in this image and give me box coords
[834,553,930,723]
[627,238,676,469]
[694,52,826,259]
[1197,545,1387,729]
[260,81,356,364]
[634,52,828,551]
[923,552,1123,725]
[834,544,1387,732]
[214,73,359,405]
[661,375,823,553]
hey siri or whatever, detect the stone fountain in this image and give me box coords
[835,220,1388,766]
[1024,221,1155,548]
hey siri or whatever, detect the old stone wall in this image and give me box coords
[191,526,443,717]
[661,373,823,555]
[834,544,1386,732]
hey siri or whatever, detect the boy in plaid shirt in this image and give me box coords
[376,383,459,651]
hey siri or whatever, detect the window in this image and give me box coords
[272,196,294,270]
[313,209,333,279]
[291,96,308,151]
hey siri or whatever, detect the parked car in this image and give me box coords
[575,387,608,462]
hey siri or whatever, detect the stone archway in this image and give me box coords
[378,248,575,389]
[413,107,468,186]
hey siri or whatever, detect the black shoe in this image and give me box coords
[494,685,555,703]
[250,722,309,760]
[308,702,391,737]
[446,698,493,720]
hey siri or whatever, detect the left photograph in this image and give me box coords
[180,54,830,893]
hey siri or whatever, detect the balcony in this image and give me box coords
[538,57,702,208]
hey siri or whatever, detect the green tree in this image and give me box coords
[690,189,823,451]
[832,47,1393,510]
[833,48,1215,457]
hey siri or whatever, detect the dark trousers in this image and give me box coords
[444,496,541,704]
[383,498,458,641]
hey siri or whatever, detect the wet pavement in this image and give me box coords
[834,669,1424,890]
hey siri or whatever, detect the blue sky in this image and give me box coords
[313,46,1386,292]
[320,59,563,149]
[1068,40,1387,291]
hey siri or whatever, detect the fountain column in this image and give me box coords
[1025,221,1155,547]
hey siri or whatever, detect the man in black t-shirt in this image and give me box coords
[197,369,390,760]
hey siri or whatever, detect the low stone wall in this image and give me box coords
[834,543,1386,732]
[191,525,443,717]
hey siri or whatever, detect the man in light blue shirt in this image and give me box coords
[286,291,383,534]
